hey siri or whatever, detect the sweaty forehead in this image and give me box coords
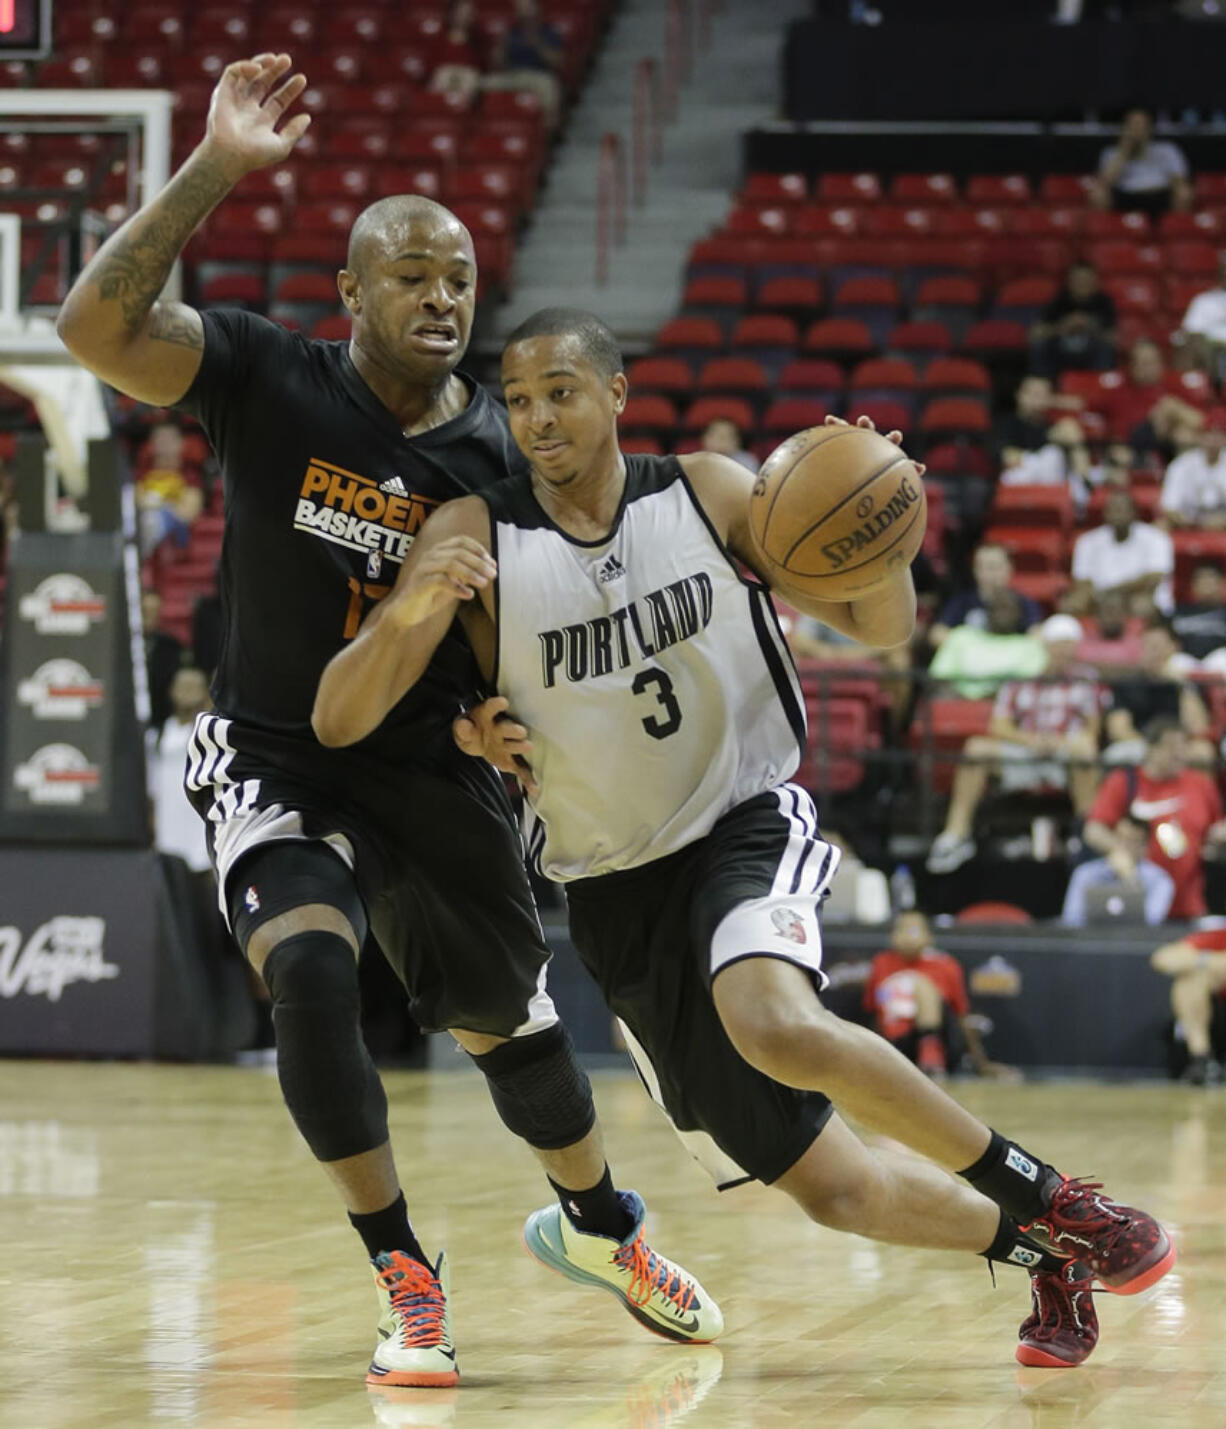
[358,212,474,271]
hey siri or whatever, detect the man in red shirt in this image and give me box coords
[1085,717,1226,919]
[1091,338,1209,445]
[864,911,1009,1077]
[1151,926,1226,1084]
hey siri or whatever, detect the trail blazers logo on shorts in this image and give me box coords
[294,457,438,565]
[770,907,807,945]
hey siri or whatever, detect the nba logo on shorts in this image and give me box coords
[1006,1147,1039,1181]
[245,885,260,913]
[770,907,807,945]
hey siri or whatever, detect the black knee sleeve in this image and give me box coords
[263,930,388,1163]
[228,841,368,954]
[470,1022,596,1151]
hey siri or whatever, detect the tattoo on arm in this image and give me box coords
[90,155,235,335]
[148,304,204,350]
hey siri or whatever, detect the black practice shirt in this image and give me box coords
[176,309,527,762]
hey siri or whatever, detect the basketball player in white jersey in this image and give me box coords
[314,309,1174,1369]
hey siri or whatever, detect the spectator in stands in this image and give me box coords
[429,1,485,104]
[1098,340,1208,458]
[485,0,564,126]
[863,911,1009,1079]
[1179,251,1226,373]
[1091,107,1192,216]
[998,416,1093,511]
[927,614,1102,873]
[1173,560,1226,661]
[699,416,758,473]
[1062,813,1175,926]
[928,588,1048,699]
[141,587,184,731]
[1104,614,1214,764]
[1070,487,1175,614]
[1071,589,1145,673]
[148,666,212,876]
[930,542,1041,648]
[1030,262,1118,377]
[1085,716,1226,918]
[1160,408,1226,528]
[135,419,204,557]
[1151,927,1226,1085]
[992,375,1056,460]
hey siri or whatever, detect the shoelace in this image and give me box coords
[613,1233,698,1313]
[1042,1178,1130,1253]
[376,1257,448,1347]
[1032,1264,1095,1337]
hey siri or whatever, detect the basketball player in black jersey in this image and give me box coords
[316,309,1176,1371]
[57,57,721,1387]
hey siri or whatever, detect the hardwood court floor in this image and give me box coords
[0,1062,1222,1429]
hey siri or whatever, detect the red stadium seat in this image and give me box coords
[323,9,386,45]
[754,277,822,315]
[760,397,829,437]
[625,357,695,397]
[1038,174,1095,205]
[863,206,935,238]
[274,272,340,304]
[848,357,919,395]
[620,436,664,455]
[955,902,1033,926]
[919,397,991,438]
[914,275,982,308]
[961,319,1028,355]
[311,314,353,340]
[816,172,882,204]
[802,318,874,361]
[301,165,371,201]
[620,395,679,439]
[921,357,991,395]
[1159,210,1224,239]
[696,357,770,395]
[373,163,444,200]
[449,164,524,206]
[199,272,266,306]
[907,697,994,794]
[655,317,724,356]
[726,206,792,238]
[1089,241,1162,275]
[990,485,1074,532]
[832,276,902,309]
[1194,173,1226,204]
[1010,209,1084,238]
[1165,241,1220,278]
[965,174,1032,205]
[1103,276,1161,315]
[848,398,912,433]
[742,172,810,205]
[933,209,1007,238]
[682,276,748,309]
[730,314,800,351]
[1084,210,1151,239]
[890,173,958,205]
[795,694,879,795]
[794,207,863,237]
[994,275,1058,311]
[777,359,845,397]
[192,7,252,45]
[884,321,954,358]
[683,396,756,434]
[983,526,1066,572]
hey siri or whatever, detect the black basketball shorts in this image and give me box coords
[184,712,555,1037]
[565,783,840,1189]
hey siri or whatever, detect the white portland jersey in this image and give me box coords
[485,454,805,880]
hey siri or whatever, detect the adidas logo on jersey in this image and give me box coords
[379,476,410,497]
[596,554,626,585]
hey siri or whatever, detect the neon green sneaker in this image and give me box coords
[523,1190,723,1343]
[366,1250,458,1389]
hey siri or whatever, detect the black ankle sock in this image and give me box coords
[349,1191,429,1266]
[982,1208,1068,1274]
[550,1165,634,1240]
[959,1130,1059,1225]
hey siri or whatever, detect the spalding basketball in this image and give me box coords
[748,424,927,601]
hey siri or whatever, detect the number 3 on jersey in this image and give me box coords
[632,667,682,740]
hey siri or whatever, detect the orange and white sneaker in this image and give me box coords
[523,1190,723,1343]
[365,1250,458,1389]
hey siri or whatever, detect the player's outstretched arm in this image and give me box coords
[56,54,310,406]
[312,497,496,747]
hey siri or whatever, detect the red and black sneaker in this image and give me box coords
[1016,1260,1098,1368]
[1027,1177,1175,1295]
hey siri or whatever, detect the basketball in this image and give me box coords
[748,424,927,601]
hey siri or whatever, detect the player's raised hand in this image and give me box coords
[204,53,311,174]
[825,413,926,477]
[387,535,496,628]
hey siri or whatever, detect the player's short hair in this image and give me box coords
[504,307,624,380]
